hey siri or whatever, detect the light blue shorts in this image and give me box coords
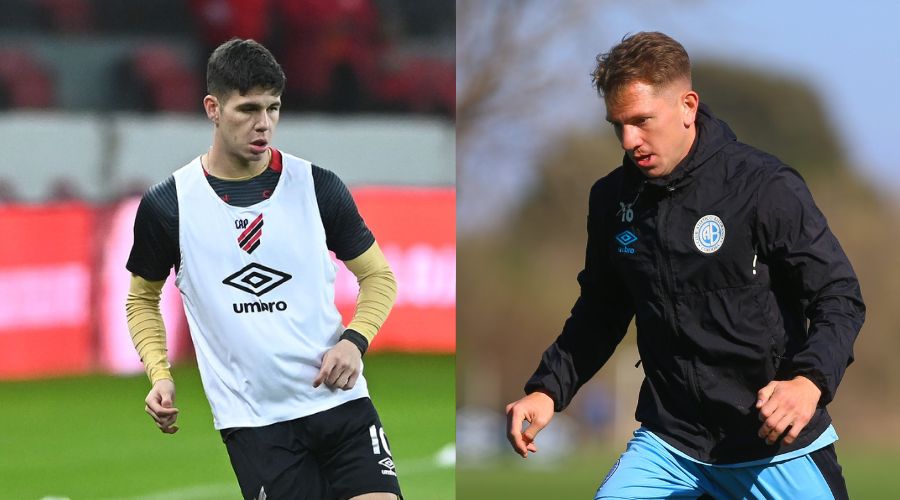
[595,427,845,499]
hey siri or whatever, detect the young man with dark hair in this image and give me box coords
[126,38,402,500]
[505,31,864,499]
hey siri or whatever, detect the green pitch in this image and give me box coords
[457,446,900,499]
[0,353,454,499]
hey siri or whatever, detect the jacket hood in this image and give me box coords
[623,103,737,188]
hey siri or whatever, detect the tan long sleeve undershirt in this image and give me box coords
[125,240,397,384]
[125,275,171,384]
[344,241,397,343]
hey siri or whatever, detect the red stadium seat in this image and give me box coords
[127,45,201,112]
[274,0,384,110]
[0,48,55,109]
[376,55,455,115]
[38,0,95,34]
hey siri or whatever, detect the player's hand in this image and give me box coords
[505,391,555,458]
[313,339,362,390]
[145,378,179,434]
[756,375,821,445]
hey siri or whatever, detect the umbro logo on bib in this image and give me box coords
[224,263,292,314]
[223,263,292,296]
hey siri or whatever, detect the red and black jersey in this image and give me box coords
[127,149,374,281]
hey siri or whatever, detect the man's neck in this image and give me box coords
[203,148,271,180]
[670,124,699,174]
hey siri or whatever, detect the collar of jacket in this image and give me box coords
[621,103,737,192]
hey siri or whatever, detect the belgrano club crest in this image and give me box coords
[236,213,264,253]
[693,214,725,254]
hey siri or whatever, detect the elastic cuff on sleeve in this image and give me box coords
[149,371,173,386]
[790,368,831,404]
[524,382,563,412]
[340,329,370,357]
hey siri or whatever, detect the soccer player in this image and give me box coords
[125,38,402,500]
[505,32,864,499]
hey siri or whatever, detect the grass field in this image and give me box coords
[0,353,454,500]
[457,445,900,499]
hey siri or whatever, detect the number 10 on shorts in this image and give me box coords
[369,425,392,456]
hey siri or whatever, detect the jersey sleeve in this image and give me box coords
[126,176,180,281]
[755,165,865,405]
[311,165,375,261]
[524,177,636,411]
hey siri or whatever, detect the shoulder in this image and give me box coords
[718,141,788,179]
[171,156,203,181]
[701,141,802,200]
[713,143,814,217]
[274,149,354,208]
[277,150,314,171]
[311,163,340,183]
[589,165,628,215]
[590,165,627,194]
[310,164,352,200]
[140,176,178,216]
[276,150,340,187]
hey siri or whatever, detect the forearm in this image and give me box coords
[756,166,866,404]
[525,289,633,412]
[125,274,172,384]
[342,241,397,354]
[788,288,865,404]
[526,182,633,411]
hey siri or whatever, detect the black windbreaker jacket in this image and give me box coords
[525,104,865,464]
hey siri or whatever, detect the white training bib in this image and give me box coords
[173,153,368,429]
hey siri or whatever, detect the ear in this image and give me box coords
[203,95,219,125]
[682,90,699,128]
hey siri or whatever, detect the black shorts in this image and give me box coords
[221,397,402,500]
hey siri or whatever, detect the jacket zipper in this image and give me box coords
[657,184,703,404]
[657,184,681,336]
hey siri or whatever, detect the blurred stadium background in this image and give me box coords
[0,1,454,498]
[457,1,900,499]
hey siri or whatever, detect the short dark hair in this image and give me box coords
[592,32,691,102]
[206,38,285,98]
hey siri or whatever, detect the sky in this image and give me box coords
[633,1,900,185]
[458,0,900,233]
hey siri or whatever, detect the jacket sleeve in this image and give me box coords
[755,165,865,405]
[524,179,635,412]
